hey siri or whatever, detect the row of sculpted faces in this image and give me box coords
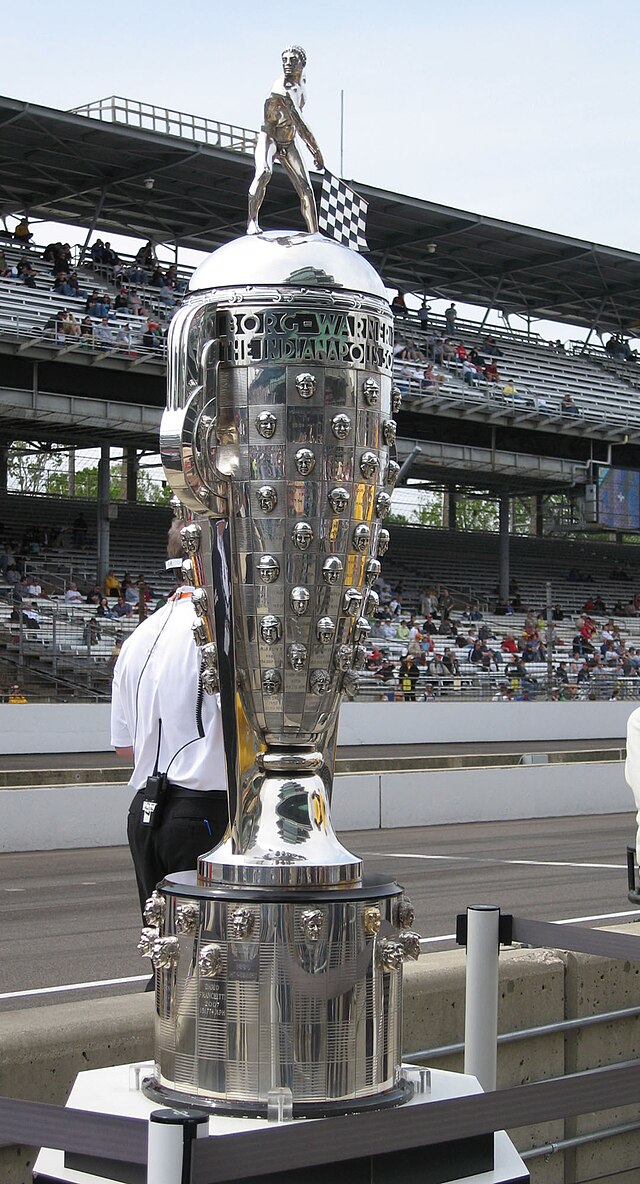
[254,482,398,514]
[255,498,391,535]
[255,408,397,447]
[255,541,387,587]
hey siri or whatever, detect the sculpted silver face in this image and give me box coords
[152,936,180,971]
[257,554,280,584]
[364,557,381,586]
[386,460,400,489]
[342,670,360,698]
[310,669,331,695]
[316,616,335,643]
[382,419,397,446]
[175,903,200,934]
[256,485,277,513]
[343,587,362,617]
[360,451,379,479]
[331,413,351,440]
[192,587,208,617]
[295,447,315,475]
[180,523,201,554]
[295,372,317,399]
[392,384,403,414]
[260,614,282,644]
[292,521,313,550]
[198,943,223,978]
[256,411,277,439]
[288,642,307,671]
[364,589,380,615]
[200,642,219,695]
[290,586,310,615]
[181,559,194,585]
[377,527,390,556]
[353,524,370,552]
[230,907,255,939]
[328,486,349,513]
[334,644,353,672]
[353,644,367,669]
[376,492,392,519]
[192,619,208,646]
[262,668,282,694]
[322,556,343,585]
[353,616,371,643]
[362,377,379,407]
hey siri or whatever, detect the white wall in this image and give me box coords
[0,700,634,755]
[0,760,630,851]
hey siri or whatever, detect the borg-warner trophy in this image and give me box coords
[140,46,420,1118]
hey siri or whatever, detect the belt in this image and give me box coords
[165,782,224,799]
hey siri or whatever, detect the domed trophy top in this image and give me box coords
[189,230,386,299]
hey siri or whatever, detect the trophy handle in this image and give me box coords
[160,338,229,516]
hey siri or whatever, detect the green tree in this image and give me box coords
[7,441,65,494]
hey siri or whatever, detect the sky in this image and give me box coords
[2,0,640,254]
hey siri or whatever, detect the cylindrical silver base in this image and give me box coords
[144,873,409,1115]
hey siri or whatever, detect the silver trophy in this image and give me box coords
[143,46,418,1117]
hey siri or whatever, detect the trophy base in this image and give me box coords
[148,872,407,1113]
[140,1074,413,1119]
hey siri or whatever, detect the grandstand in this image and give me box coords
[3,92,640,702]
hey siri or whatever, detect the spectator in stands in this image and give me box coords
[80,316,94,343]
[438,587,454,619]
[13,218,32,246]
[105,569,121,597]
[398,653,420,701]
[112,595,133,618]
[391,292,407,317]
[85,582,102,605]
[97,597,116,619]
[0,249,10,277]
[522,635,546,663]
[150,265,166,288]
[8,684,28,703]
[95,317,114,348]
[101,242,119,273]
[85,291,101,315]
[561,392,580,416]
[483,335,503,357]
[494,597,512,615]
[418,298,430,330]
[576,660,592,685]
[64,582,84,604]
[552,603,564,620]
[115,289,130,311]
[501,632,518,656]
[20,262,37,289]
[137,240,157,270]
[445,304,457,335]
[492,684,513,701]
[90,240,105,266]
[469,639,488,664]
[455,343,468,363]
[83,618,101,648]
[502,378,520,402]
[484,360,500,384]
[462,358,481,386]
[142,320,164,351]
[26,577,42,597]
[23,602,42,629]
[67,272,80,296]
[61,310,80,339]
[73,513,88,548]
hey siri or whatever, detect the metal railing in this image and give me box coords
[70,96,258,155]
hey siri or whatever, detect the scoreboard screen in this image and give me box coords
[597,466,640,530]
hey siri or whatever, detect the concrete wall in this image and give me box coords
[0,699,634,755]
[0,760,630,852]
[2,924,639,1184]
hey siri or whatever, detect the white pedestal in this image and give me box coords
[33,1063,528,1184]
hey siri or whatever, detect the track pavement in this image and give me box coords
[0,812,636,1012]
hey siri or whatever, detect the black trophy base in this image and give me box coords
[141,1073,414,1119]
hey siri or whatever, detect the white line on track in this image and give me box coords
[0,974,148,1001]
[363,852,626,871]
[3,888,25,892]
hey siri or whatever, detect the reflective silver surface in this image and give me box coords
[160,232,395,889]
[148,878,410,1111]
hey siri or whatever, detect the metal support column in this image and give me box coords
[96,445,111,589]
[546,581,554,694]
[463,905,500,1092]
[0,441,8,493]
[446,486,458,531]
[498,495,510,603]
[124,447,139,503]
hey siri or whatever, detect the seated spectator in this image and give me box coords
[484,360,500,384]
[83,618,101,647]
[469,639,488,663]
[97,597,116,618]
[86,583,102,605]
[61,310,80,338]
[64,582,84,603]
[94,317,114,348]
[26,578,42,596]
[80,316,94,341]
[483,335,503,357]
[115,289,130,311]
[23,602,42,629]
[398,653,420,700]
[20,262,37,288]
[136,240,157,270]
[150,265,166,288]
[13,218,33,245]
[462,358,481,386]
[391,292,407,316]
[502,632,518,655]
[561,392,580,415]
[112,594,133,617]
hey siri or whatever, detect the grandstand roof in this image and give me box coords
[2,94,640,333]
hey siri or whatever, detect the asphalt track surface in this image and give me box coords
[0,812,637,1013]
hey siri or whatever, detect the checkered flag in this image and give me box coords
[319,171,369,252]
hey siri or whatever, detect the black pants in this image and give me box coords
[128,785,228,917]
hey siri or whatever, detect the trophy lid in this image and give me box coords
[189,230,386,299]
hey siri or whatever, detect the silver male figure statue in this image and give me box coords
[247,45,324,235]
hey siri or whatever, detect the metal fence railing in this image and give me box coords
[70,96,258,155]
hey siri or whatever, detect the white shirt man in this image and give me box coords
[111,581,228,917]
[64,583,83,603]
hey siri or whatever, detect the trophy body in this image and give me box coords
[143,230,417,1116]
